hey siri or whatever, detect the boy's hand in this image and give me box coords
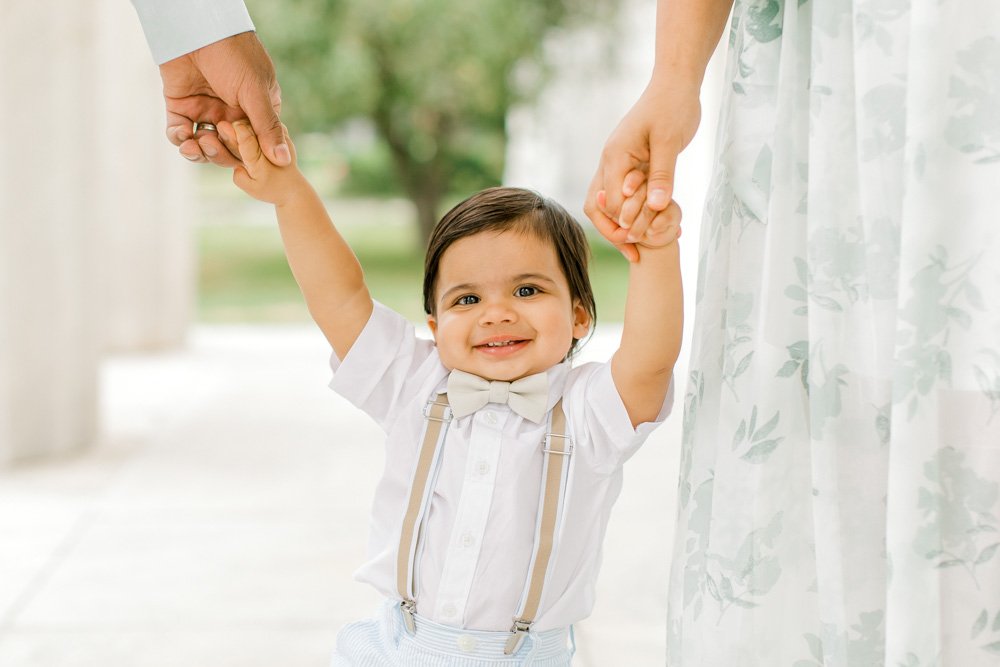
[220,120,303,206]
[589,179,681,261]
[619,177,682,249]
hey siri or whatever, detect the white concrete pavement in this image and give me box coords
[0,324,681,667]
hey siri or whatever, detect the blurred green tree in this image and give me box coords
[247,0,606,241]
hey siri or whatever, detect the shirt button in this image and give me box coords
[484,411,498,425]
[477,460,490,476]
[441,603,457,618]
[461,533,475,548]
[456,635,478,653]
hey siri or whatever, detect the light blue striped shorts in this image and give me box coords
[331,599,576,666]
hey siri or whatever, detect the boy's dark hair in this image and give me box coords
[423,187,596,353]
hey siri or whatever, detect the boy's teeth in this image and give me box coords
[486,341,516,347]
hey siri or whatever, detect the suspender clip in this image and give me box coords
[542,432,573,456]
[504,619,532,655]
[400,598,417,635]
[422,398,453,423]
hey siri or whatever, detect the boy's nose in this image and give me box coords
[478,300,517,326]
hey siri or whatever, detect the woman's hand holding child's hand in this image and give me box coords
[587,170,682,262]
[219,120,306,207]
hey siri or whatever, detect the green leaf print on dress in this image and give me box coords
[682,477,716,622]
[973,350,1000,423]
[855,0,908,55]
[913,447,1000,589]
[722,291,755,398]
[731,405,783,464]
[861,84,907,160]
[730,0,784,86]
[745,0,782,43]
[705,512,784,624]
[777,340,810,391]
[971,608,1000,657]
[945,37,1000,163]
[895,247,984,417]
[815,611,886,667]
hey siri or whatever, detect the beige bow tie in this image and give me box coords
[446,370,549,423]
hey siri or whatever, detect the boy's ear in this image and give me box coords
[427,315,438,340]
[571,300,591,339]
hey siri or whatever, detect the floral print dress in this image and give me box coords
[668,1,1000,664]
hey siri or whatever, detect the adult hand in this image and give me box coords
[159,31,290,168]
[585,76,701,260]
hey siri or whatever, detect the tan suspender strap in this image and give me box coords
[505,399,571,654]
[396,394,451,602]
[519,399,567,620]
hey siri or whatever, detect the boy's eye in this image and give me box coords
[456,295,480,306]
[515,286,538,298]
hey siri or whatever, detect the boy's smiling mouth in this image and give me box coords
[473,335,530,356]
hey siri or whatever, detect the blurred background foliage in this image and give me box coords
[248,0,608,239]
[199,0,628,324]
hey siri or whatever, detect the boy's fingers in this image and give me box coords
[626,203,656,243]
[230,120,266,176]
[232,164,252,190]
[640,201,683,245]
[618,180,647,231]
[215,121,243,164]
[585,192,639,262]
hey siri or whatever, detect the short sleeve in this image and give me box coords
[131,0,255,64]
[329,301,445,430]
[564,362,674,472]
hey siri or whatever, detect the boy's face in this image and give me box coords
[427,229,591,382]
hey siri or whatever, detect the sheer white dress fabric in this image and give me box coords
[669,1,1000,665]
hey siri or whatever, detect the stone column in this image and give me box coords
[0,1,102,463]
[93,0,195,352]
[0,1,195,465]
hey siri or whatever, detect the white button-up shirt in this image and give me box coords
[131,0,255,64]
[330,303,672,631]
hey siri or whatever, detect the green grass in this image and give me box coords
[197,195,630,324]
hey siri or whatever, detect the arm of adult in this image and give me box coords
[585,0,733,260]
[131,0,290,168]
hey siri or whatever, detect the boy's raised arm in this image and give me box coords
[223,120,373,359]
[592,190,683,428]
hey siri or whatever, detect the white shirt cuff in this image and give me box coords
[131,0,256,64]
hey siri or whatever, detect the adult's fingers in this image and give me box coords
[196,132,242,168]
[178,138,207,163]
[241,82,290,167]
[599,151,637,221]
[622,168,647,198]
[584,168,607,232]
[645,139,680,212]
[585,191,638,262]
